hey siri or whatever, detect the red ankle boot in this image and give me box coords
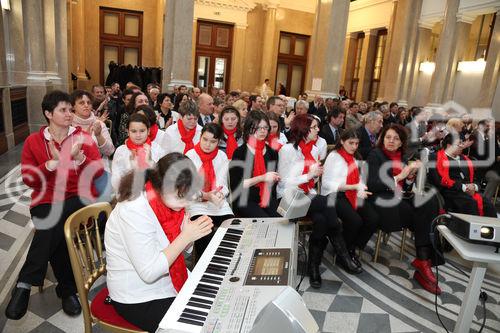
[414,271,442,295]
[412,258,437,285]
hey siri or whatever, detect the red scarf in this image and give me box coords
[145,182,188,292]
[382,148,403,188]
[267,133,283,151]
[337,148,360,209]
[194,143,218,192]
[178,120,196,153]
[298,140,316,194]
[223,126,238,159]
[248,136,270,207]
[436,149,484,216]
[126,138,152,169]
[149,123,159,142]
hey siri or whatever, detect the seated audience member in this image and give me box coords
[186,123,234,256]
[345,102,362,130]
[405,107,429,153]
[70,90,115,162]
[429,133,497,217]
[267,96,294,133]
[116,88,135,146]
[213,97,225,122]
[135,105,167,156]
[357,111,384,159]
[163,100,203,154]
[279,114,361,287]
[266,111,288,151]
[309,95,327,125]
[148,87,160,108]
[6,91,104,320]
[232,99,248,125]
[111,114,166,191]
[366,124,441,294]
[105,153,213,333]
[312,115,328,160]
[470,119,500,200]
[117,92,149,146]
[320,106,345,145]
[197,93,215,127]
[229,111,280,218]
[249,94,264,112]
[387,102,399,124]
[218,106,243,159]
[172,93,189,112]
[321,129,379,269]
[398,106,410,126]
[295,100,309,115]
[156,93,179,129]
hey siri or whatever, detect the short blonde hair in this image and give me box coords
[446,118,464,133]
[232,99,247,111]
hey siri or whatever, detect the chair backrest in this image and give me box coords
[64,202,112,333]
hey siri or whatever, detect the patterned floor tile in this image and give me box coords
[357,313,391,333]
[28,321,66,333]
[328,295,364,313]
[323,312,360,333]
[28,285,65,320]
[3,209,31,227]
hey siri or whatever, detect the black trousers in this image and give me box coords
[443,192,497,218]
[18,196,85,298]
[192,214,234,258]
[112,297,175,333]
[333,193,379,250]
[307,194,342,240]
[233,198,281,218]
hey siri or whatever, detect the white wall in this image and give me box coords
[452,71,484,110]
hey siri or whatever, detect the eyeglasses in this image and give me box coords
[256,126,270,131]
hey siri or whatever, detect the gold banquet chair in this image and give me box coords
[64,202,146,333]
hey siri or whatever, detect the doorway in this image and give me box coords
[194,21,233,92]
[276,32,309,97]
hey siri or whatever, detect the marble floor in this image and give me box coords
[0,148,499,333]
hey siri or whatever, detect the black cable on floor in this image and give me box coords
[296,240,307,291]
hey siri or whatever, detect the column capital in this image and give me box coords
[456,12,476,24]
[418,19,435,30]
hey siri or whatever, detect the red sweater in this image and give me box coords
[21,126,104,208]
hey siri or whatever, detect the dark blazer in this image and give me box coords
[320,124,342,145]
[308,102,327,125]
[357,127,377,160]
[198,114,215,127]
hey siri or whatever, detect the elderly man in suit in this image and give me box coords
[357,111,384,159]
[197,93,215,126]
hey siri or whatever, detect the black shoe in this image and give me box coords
[337,253,363,274]
[308,237,327,289]
[308,263,322,289]
[62,294,81,316]
[5,287,30,320]
[349,249,362,268]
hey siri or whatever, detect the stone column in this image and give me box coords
[54,0,69,91]
[379,0,422,103]
[357,29,378,102]
[23,0,54,132]
[259,4,278,87]
[427,0,460,105]
[231,25,248,91]
[162,0,195,91]
[307,0,350,97]
[408,24,433,105]
[443,19,473,101]
[71,0,87,89]
[377,0,397,99]
[43,0,62,87]
[0,5,15,148]
[478,10,500,108]
[9,0,27,85]
[341,33,358,98]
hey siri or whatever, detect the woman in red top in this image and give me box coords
[6,91,104,320]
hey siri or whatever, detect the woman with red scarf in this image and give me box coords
[164,100,203,154]
[229,111,281,217]
[266,111,288,151]
[111,114,166,191]
[186,123,234,256]
[105,153,213,333]
[218,106,243,159]
[367,124,441,295]
[321,129,379,271]
[278,114,361,289]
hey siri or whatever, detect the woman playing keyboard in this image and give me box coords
[105,153,213,332]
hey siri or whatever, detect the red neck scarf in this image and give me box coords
[298,140,316,194]
[248,136,269,207]
[267,133,283,151]
[149,123,159,142]
[337,148,360,209]
[436,149,484,216]
[126,138,152,169]
[223,126,238,159]
[145,182,188,292]
[178,120,196,153]
[382,148,403,188]
[194,143,218,192]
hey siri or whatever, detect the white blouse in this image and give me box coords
[105,192,191,304]
[111,143,166,191]
[277,143,320,198]
[155,110,180,129]
[162,123,202,154]
[315,136,327,161]
[185,149,233,217]
[321,150,361,196]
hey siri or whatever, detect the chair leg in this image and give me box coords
[39,285,43,293]
[373,230,383,263]
[493,185,499,204]
[400,229,407,260]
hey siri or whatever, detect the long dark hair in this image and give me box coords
[117,153,201,202]
[334,129,362,160]
[219,106,242,140]
[289,114,315,149]
[377,123,408,155]
[242,110,270,142]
